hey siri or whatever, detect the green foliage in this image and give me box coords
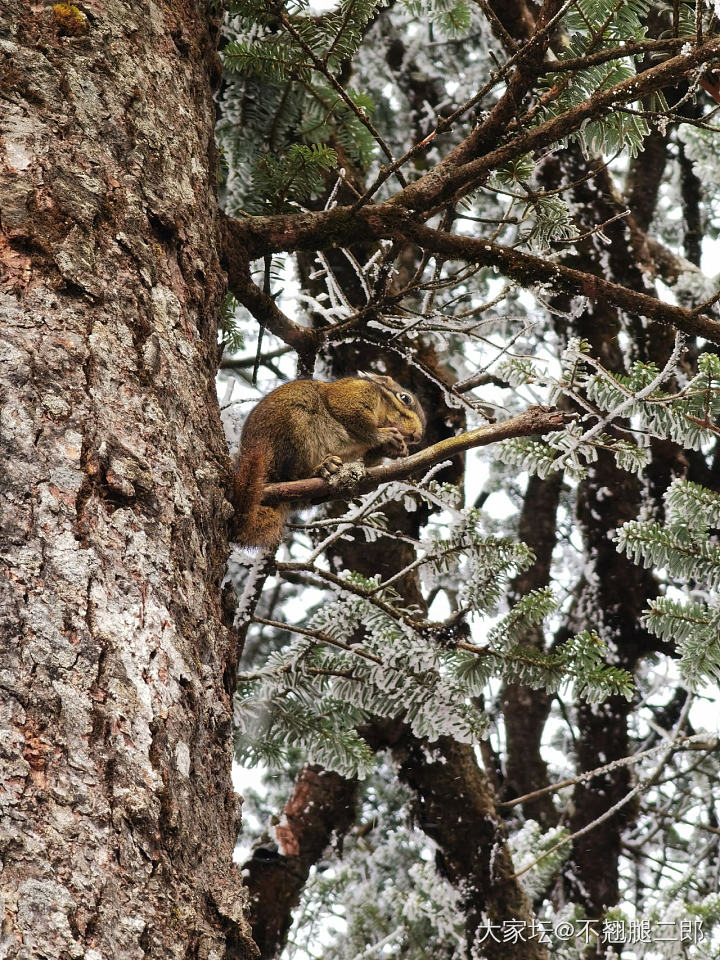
[542,2,654,159]
[320,0,390,64]
[585,352,720,451]
[401,0,471,36]
[220,292,245,352]
[253,143,338,209]
[545,65,649,158]
[617,478,720,689]
[492,153,535,186]
[562,0,651,40]
[645,597,720,688]
[495,436,562,479]
[236,654,377,777]
[453,624,633,703]
[220,0,385,209]
[223,36,311,82]
[520,195,579,251]
[617,519,720,589]
[488,586,558,645]
[665,477,720,527]
[225,0,385,68]
[678,2,704,37]
[497,423,650,481]
[235,601,486,778]
[298,83,376,165]
[557,631,634,702]
[497,344,720,482]
[495,355,543,388]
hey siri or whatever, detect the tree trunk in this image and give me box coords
[0,2,256,956]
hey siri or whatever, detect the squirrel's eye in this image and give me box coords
[399,393,412,406]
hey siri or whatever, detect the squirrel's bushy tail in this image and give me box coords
[232,440,287,548]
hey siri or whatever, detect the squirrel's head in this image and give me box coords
[359,371,425,445]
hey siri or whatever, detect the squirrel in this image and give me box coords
[232,372,425,548]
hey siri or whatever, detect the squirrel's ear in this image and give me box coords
[358,370,377,382]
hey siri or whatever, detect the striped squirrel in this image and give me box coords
[232,373,425,547]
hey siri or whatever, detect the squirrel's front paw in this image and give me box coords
[316,455,344,479]
[379,426,408,457]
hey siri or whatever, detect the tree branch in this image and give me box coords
[351,0,566,210]
[399,222,720,341]
[389,35,720,213]
[219,218,321,363]
[229,36,720,262]
[225,189,720,346]
[262,405,571,505]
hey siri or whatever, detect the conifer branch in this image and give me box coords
[498,733,717,809]
[227,39,720,250]
[352,0,570,209]
[389,35,720,213]
[269,0,407,187]
[220,224,321,364]
[541,37,688,73]
[510,697,694,880]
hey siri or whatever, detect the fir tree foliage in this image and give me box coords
[538,0,654,158]
[510,819,571,902]
[236,494,633,778]
[563,0,652,38]
[401,0,471,37]
[220,292,245,353]
[221,0,385,211]
[224,0,386,73]
[218,0,720,953]
[253,143,339,210]
[617,479,720,689]
[497,342,720,480]
[541,49,650,158]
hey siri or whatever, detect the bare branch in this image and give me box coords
[399,222,720,342]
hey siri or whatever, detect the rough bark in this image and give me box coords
[242,767,358,960]
[567,459,656,914]
[390,734,548,960]
[0,2,256,957]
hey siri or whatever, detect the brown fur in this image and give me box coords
[231,438,288,548]
[232,375,425,548]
